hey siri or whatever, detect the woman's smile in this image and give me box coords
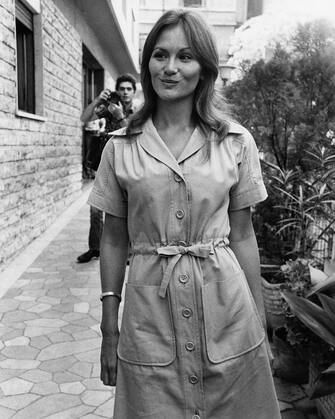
[160,78,180,86]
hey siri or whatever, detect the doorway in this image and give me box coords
[82,45,104,179]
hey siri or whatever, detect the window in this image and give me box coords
[16,0,35,113]
[15,0,43,119]
[82,45,104,177]
[182,0,203,7]
[82,45,104,108]
[247,0,263,19]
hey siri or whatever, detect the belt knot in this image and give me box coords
[156,238,228,298]
[157,243,213,258]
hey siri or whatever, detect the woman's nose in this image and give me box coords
[164,58,177,74]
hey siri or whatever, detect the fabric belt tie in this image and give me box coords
[156,238,229,298]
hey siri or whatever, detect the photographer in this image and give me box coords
[78,73,137,264]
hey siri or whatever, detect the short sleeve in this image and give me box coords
[87,140,127,218]
[229,131,267,211]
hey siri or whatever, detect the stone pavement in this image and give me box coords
[0,187,321,418]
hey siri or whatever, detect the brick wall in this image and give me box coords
[0,0,83,270]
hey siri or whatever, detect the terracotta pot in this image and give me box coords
[261,276,286,332]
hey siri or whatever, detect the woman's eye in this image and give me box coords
[152,51,166,60]
[179,54,193,61]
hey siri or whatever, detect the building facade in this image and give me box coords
[138,0,263,67]
[0,0,139,270]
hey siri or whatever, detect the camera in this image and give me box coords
[108,91,121,104]
[94,91,121,119]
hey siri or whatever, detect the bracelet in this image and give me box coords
[100,292,122,302]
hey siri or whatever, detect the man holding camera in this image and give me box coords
[77,73,137,263]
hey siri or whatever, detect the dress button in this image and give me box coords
[179,274,189,284]
[174,174,182,182]
[189,374,199,384]
[185,341,195,351]
[175,209,185,219]
[182,308,192,318]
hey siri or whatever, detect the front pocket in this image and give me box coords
[117,283,176,366]
[202,271,264,363]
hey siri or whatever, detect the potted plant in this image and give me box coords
[282,269,335,419]
[261,257,314,336]
[261,264,286,334]
[258,145,335,335]
[270,258,321,383]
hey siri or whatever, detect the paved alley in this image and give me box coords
[0,188,320,418]
[0,190,117,418]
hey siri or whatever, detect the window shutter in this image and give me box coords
[15,0,33,30]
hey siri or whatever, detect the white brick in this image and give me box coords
[0,0,85,268]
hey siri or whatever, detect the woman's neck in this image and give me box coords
[152,99,196,160]
[154,98,194,131]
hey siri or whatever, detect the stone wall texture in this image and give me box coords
[0,0,83,269]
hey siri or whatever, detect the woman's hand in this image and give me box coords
[99,214,129,386]
[100,329,119,386]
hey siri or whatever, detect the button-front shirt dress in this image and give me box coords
[88,118,281,419]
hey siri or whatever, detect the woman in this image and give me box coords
[88,9,281,419]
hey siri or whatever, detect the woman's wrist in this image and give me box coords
[100,291,121,302]
[100,314,119,334]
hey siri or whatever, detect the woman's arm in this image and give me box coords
[229,206,274,366]
[100,212,129,329]
[228,207,266,327]
[99,213,129,385]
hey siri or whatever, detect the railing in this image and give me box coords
[309,218,334,261]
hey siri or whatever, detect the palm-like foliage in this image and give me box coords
[261,145,335,260]
[283,270,335,398]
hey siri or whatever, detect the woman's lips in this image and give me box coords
[160,79,179,84]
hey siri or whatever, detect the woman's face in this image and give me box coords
[149,24,202,104]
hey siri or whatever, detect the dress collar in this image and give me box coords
[114,118,246,178]
[227,121,246,135]
[138,118,208,179]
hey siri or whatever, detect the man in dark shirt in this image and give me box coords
[77,73,137,263]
